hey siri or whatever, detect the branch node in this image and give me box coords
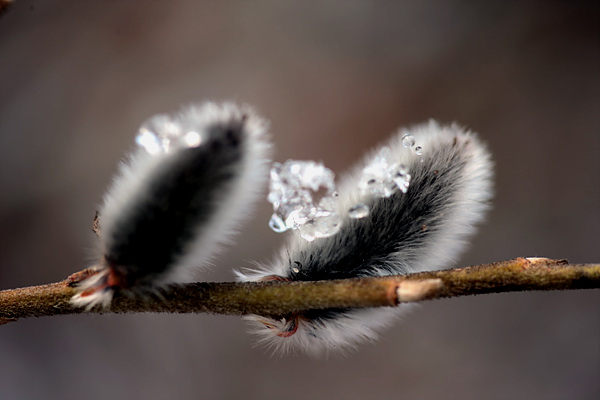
[396,278,444,302]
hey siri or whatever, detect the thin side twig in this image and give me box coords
[0,257,598,325]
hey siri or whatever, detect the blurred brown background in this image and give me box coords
[0,1,598,399]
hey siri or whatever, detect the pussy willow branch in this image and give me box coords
[1,257,598,325]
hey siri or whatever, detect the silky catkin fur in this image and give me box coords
[237,121,493,356]
[72,102,272,309]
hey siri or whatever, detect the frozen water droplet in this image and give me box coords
[270,162,282,180]
[136,113,207,155]
[359,149,412,197]
[414,146,423,156]
[298,223,317,241]
[349,204,370,219]
[319,196,337,212]
[142,114,181,137]
[285,206,316,229]
[184,131,202,148]
[267,160,342,240]
[401,134,415,148]
[137,114,181,154]
[301,162,335,193]
[392,164,411,193]
[135,130,162,155]
[312,213,342,238]
[269,214,288,233]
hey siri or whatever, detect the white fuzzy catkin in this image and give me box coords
[237,121,493,356]
[71,102,272,309]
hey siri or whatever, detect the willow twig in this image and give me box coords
[1,257,598,325]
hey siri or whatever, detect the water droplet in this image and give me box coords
[414,146,423,156]
[349,204,370,219]
[402,134,415,148]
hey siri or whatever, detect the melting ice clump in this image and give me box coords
[268,140,416,239]
[136,114,203,155]
[358,147,412,197]
[268,160,342,241]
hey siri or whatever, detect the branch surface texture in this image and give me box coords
[1,258,598,325]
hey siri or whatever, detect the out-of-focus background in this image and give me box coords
[0,2,598,399]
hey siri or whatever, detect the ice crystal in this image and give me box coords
[268,160,341,240]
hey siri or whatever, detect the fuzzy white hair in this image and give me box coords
[237,121,493,356]
[72,102,272,309]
